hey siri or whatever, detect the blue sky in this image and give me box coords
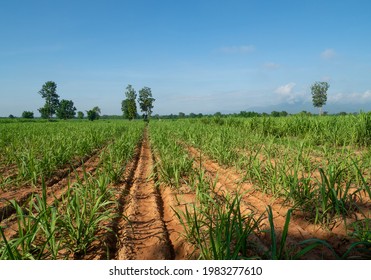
[1,0,371,116]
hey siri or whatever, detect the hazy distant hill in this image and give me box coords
[245,101,371,115]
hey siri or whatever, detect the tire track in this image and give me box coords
[94,138,142,260]
[116,128,174,260]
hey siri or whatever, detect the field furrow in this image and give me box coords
[116,128,174,260]
[0,148,102,222]
[1,117,370,260]
[0,147,104,241]
[186,145,349,258]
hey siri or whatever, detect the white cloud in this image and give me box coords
[363,90,371,99]
[219,45,255,54]
[321,48,336,59]
[263,62,280,70]
[329,90,371,104]
[274,82,306,104]
[275,82,296,95]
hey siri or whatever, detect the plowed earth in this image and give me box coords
[97,129,369,259]
[185,146,369,259]
[1,128,369,260]
[0,149,103,241]
[115,129,173,260]
[0,150,101,222]
[93,129,194,260]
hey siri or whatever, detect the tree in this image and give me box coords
[239,111,260,118]
[178,112,185,118]
[22,111,34,119]
[77,111,84,119]
[38,106,49,119]
[138,87,155,121]
[121,85,137,120]
[92,106,101,115]
[271,111,280,117]
[86,106,101,121]
[311,81,329,116]
[8,114,15,119]
[121,99,129,118]
[56,99,76,120]
[38,81,60,119]
[280,111,288,117]
[299,110,312,116]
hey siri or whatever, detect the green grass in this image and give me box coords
[60,175,115,258]
[152,116,370,259]
[0,121,144,259]
[1,116,370,259]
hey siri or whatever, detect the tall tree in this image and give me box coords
[138,87,155,121]
[121,99,129,118]
[38,81,60,119]
[311,81,329,116]
[121,84,137,120]
[86,106,101,121]
[56,99,76,119]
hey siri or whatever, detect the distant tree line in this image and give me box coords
[11,79,366,120]
[26,83,158,121]
[19,81,156,122]
[17,81,101,121]
[151,110,363,120]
